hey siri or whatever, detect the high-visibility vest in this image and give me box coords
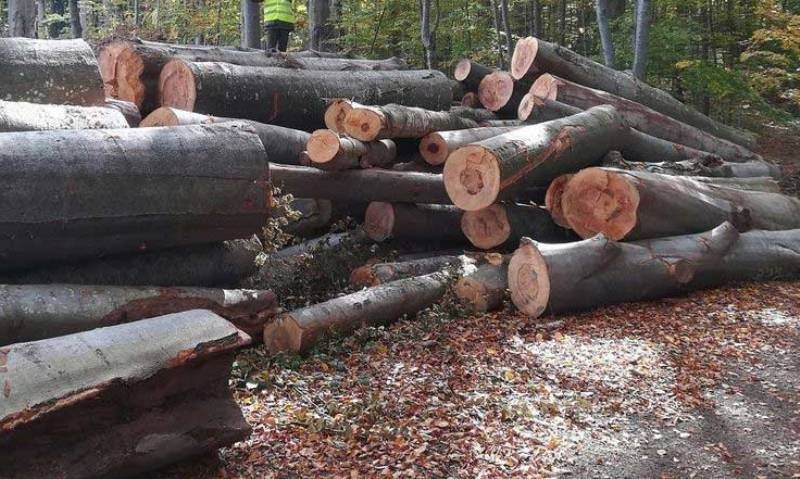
[264,0,294,24]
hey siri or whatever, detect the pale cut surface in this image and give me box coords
[344,108,384,142]
[508,238,551,318]
[478,71,515,112]
[544,174,574,228]
[531,73,559,101]
[159,60,197,111]
[561,168,641,240]
[364,202,395,241]
[461,204,512,250]
[419,132,447,165]
[510,36,540,80]
[307,129,341,163]
[443,145,502,211]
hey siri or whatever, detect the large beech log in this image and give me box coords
[104,98,142,127]
[0,99,129,132]
[453,59,495,92]
[533,74,761,162]
[478,71,534,114]
[364,202,467,243]
[510,37,758,149]
[0,38,105,105]
[0,310,251,479]
[0,238,263,288]
[264,272,450,354]
[508,223,800,318]
[350,255,463,287]
[443,105,626,211]
[142,108,310,165]
[0,284,277,345]
[559,167,800,241]
[419,126,518,166]
[159,61,452,130]
[0,124,269,272]
[307,129,397,170]
[344,104,479,142]
[455,259,509,313]
[461,203,575,250]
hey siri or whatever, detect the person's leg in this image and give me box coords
[277,28,290,52]
[266,28,279,51]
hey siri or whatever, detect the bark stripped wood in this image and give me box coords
[0,285,277,345]
[264,272,450,354]
[532,74,761,162]
[419,126,518,166]
[159,61,452,130]
[307,129,397,170]
[350,255,462,287]
[559,167,800,241]
[364,202,467,243]
[0,310,251,479]
[0,238,263,288]
[453,59,495,92]
[0,124,269,272]
[0,38,105,105]
[461,203,574,250]
[455,260,509,313]
[443,105,626,211]
[0,100,129,132]
[104,98,142,127]
[343,104,479,142]
[510,36,758,150]
[478,71,534,114]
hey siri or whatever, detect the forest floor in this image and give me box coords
[156,124,800,479]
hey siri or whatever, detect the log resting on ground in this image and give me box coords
[0,100,129,131]
[0,124,269,272]
[461,203,575,250]
[455,258,509,313]
[0,310,251,479]
[343,104,479,142]
[350,255,464,287]
[307,129,397,170]
[365,202,467,243]
[420,126,518,166]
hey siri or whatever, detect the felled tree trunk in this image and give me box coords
[324,99,364,133]
[559,167,800,241]
[510,37,758,150]
[306,129,398,170]
[343,104,479,142]
[104,98,142,127]
[350,255,463,287]
[532,74,761,162]
[0,310,251,479]
[280,198,334,237]
[604,153,781,180]
[453,59,495,92]
[443,105,626,211]
[0,38,105,105]
[461,203,574,250]
[263,272,451,354]
[364,202,467,243]
[159,61,452,130]
[449,106,501,123]
[419,126,518,165]
[0,124,269,272]
[480,119,524,127]
[0,100,129,132]
[455,258,509,313]
[478,71,534,114]
[461,92,482,108]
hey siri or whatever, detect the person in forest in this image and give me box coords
[263,0,295,52]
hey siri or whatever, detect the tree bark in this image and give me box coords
[455,260,508,313]
[461,203,575,250]
[603,153,781,179]
[104,99,142,127]
[308,0,338,52]
[343,104,479,142]
[364,202,467,243]
[9,0,36,37]
[350,255,462,287]
[499,0,513,64]
[69,0,82,37]
[532,74,761,162]
[443,105,627,211]
[490,0,506,68]
[241,0,262,49]
[480,119,524,127]
[0,38,104,105]
[510,36,759,150]
[453,59,495,93]
[420,0,435,69]
[264,272,450,354]
[0,124,269,272]
[478,71,536,114]
[306,129,397,170]
[632,0,651,80]
[0,100,129,132]
[0,310,251,479]
[595,0,617,68]
[160,61,452,130]
[419,126,518,166]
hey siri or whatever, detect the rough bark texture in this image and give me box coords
[160,61,452,130]
[604,152,781,179]
[241,0,262,49]
[104,98,142,126]
[364,202,467,243]
[461,203,575,250]
[264,272,450,354]
[0,38,105,105]
[280,198,334,237]
[478,71,534,114]
[595,0,617,67]
[350,255,462,287]
[455,261,509,313]
[307,129,397,170]
[632,0,651,80]
[510,36,758,150]
[0,100,129,132]
[0,310,251,479]
[308,0,338,52]
[443,105,627,211]
[0,124,269,272]
[9,0,36,37]
[420,126,518,166]
[344,104,479,142]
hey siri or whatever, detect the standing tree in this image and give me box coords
[499,0,513,66]
[419,0,436,69]
[632,0,651,80]
[309,0,338,52]
[9,0,36,37]
[69,0,82,37]
[596,0,616,67]
[241,0,262,49]
[489,0,505,67]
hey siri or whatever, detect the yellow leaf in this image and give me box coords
[547,436,562,450]
[503,369,516,382]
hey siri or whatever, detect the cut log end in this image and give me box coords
[159,60,197,111]
[263,315,303,355]
[344,108,383,142]
[508,238,550,318]
[116,46,147,109]
[531,73,558,101]
[419,132,448,166]
[307,129,342,164]
[364,202,395,242]
[454,276,493,312]
[323,99,354,133]
[511,37,540,80]
[561,168,641,240]
[544,174,574,228]
[460,92,481,108]
[140,106,181,127]
[349,265,378,287]
[443,145,501,211]
[98,42,127,98]
[478,71,515,112]
[453,59,472,82]
[461,205,512,250]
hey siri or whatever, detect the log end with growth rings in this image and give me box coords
[98,42,127,98]
[344,108,384,142]
[508,237,551,318]
[323,99,354,133]
[454,276,493,313]
[461,204,512,250]
[159,59,197,112]
[419,132,448,166]
[140,106,182,127]
[443,145,502,211]
[349,265,378,287]
[115,46,148,109]
[517,93,539,121]
[364,202,395,242]
[478,71,515,112]
[561,168,641,240]
[530,74,559,102]
[544,174,574,228]
[511,37,540,80]
[460,92,481,108]
[263,314,304,355]
[453,59,473,82]
[307,129,342,164]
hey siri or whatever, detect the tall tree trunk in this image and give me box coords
[309,0,338,52]
[420,0,435,69]
[9,0,37,37]
[533,0,543,37]
[489,0,505,68]
[36,0,46,38]
[499,0,513,65]
[632,0,651,80]
[69,0,82,37]
[595,0,616,68]
[559,0,567,45]
[241,0,261,49]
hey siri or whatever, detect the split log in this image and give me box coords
[159,61,452,130]
[0,310,251,479]
[455,259,509,313]
[0,124,269,272]
[559,167,800,241]
[419,126,518,166]
[365,202,467,243]
[0,238,263,288]
[103,99,142,127]
[343,104,479,142]
[532,74,761,162]
[0,284,277,345]
[324,99,364,133]
[307,129,397,170]
[461,203,575,250]
[0,100,129,132]
[443,105,626,211]
[453,59,495,92]
[461,92,482,108]
[264,272,450,354]
[0,38,105,105]
[478,71,534,114]
[350,255,463,287]
[510,37,758,150]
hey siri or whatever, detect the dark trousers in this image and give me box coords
[266,28,290,52]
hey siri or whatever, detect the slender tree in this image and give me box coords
[309,0,338,52]
[596,0,616,68]
[420,0,435,68]
[499,0,513,65]
[241,0,261,49]
[9,0,36,37]
[632,0,651,80]
[559,0,567,45]
[69,0,82,37]
[489,0,505,67]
